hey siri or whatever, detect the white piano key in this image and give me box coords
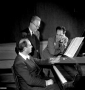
[53,65,67,84]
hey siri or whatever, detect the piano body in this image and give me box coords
[52,32,85,90]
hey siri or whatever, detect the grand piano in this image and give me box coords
[0,31,84,89]
[52,31,85,90]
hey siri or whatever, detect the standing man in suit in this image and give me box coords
[15,16,41,58]
[13,38,60,90]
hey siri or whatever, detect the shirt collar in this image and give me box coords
[29,28,33,35]
[19,52,30,60]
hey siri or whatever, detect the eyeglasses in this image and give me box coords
[29,44,32,47]
[56,34,63,36]
[31,22,40,28]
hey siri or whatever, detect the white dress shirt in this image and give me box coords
[29,28,33,36]
[19,52,30,60]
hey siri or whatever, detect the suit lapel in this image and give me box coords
[27,29,36,49]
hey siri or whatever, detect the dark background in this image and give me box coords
[1,0,85,43]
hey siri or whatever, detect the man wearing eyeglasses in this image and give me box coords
[15,16,41,59]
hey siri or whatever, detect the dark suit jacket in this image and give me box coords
[42,36,66,59]
[15,28,40,58]
[13,54,57,90]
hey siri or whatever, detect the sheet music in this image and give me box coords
[64,37,84,58]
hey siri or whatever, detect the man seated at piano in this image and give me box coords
[13,38,60,90]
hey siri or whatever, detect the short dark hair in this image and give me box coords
[56,26,66,34]
[18,39,28,52]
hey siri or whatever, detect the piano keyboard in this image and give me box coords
[53,65,67,84]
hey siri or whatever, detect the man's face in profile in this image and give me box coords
[25,40,32,54]
[30,20,40,32]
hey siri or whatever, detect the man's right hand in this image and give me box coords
[49,56,61,64]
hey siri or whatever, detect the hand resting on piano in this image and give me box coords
[49,55,61,64]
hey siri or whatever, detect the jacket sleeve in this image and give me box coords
[54,43,65,55]
[15,63,46,87]
[34,58,51,66]
[47,37,55,55]
[47,37,65,56]
[54,37,69,55]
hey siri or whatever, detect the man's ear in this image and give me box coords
[23,47,26,51]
